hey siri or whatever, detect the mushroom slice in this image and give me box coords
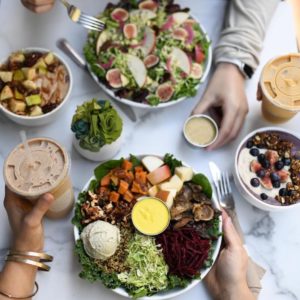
[193,203,214,221]
[173,217,193,229]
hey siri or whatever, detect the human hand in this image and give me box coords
[192,62,248,150]
[205,211,254,300]
[21,0,55,14]
[4,187,55,252]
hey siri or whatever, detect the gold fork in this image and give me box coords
[60,0,105,32]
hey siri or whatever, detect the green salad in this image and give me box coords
[73,154,221,298]
[84,0,210,106]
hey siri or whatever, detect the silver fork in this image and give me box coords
[217,171,235,210]
[60,0,105,32]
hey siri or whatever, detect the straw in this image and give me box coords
[19,130,33,166]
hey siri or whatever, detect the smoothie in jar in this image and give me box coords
[258,53,300,123]
[3,138,74,218]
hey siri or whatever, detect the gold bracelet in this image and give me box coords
[0,281,38,299]
[8,251,53,262]
[6,256,50,272]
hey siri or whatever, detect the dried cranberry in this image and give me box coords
[132,89,149,103]
[42,103,57,114]
[105,2,115,10]
[47,62,58,73]
[24,52,43,67]
[152,25,160,36]
[27,88,40,96]
[165,4,181,13]
[0,79,5,91]
[159,72,171,84]
[115,88,131,99]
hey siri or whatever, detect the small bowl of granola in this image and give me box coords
[0,48,72,126]
[234,127,300,212]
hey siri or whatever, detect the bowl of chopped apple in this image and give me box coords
[0,47,72,126]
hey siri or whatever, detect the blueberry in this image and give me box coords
[250,178,260,187]
[246,140,254,149]
[279,188,287,196]
[256,169,266,178]
[272,181,281,188]
[258,154,265,164]
[260,193,268,200]
[283,158,291,166]
[270,172,280,182]
[287,190,296,197]
[250,148,259,157]
[275,160,284,170]
[261,159,271,169]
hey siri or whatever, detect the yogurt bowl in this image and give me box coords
[234,127,300,212]
[0,47,73,126]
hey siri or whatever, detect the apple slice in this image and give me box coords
[96,31,109,54]
[170,47,191,75]
[172,12,190,25]
[141,27,156,56]
[126,54,147,88]
[175,166,193,182]
[148,185,159,197]
[142,156,164,172]
[147,165,172,185]
[159,175,183,192]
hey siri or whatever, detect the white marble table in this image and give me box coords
[0,1,299,299]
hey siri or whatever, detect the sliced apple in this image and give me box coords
[148,185,159,197]
[96,31,109,54]
[147,165,172,185]
[163,188,177,198]
[170,47,191,75]
[141,27,156,56]
[142,156,164,172]
[172,12,190,25]
[175,166,193,182]
[159,175,183,192]
[126,54,147,88]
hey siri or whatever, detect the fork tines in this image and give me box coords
[79,14,105,31]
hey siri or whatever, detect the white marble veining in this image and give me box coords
[0,1,299,299]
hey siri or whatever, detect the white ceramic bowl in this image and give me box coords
[73,133,123,162]
[74,155,222,299]
[234,127,300,212]
[0,47,73,126]
[87,18,212,110]
[183,114,219,148]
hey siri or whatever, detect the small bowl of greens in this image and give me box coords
[84,0,212,109]
[71,99,123,161]
[73,154,222,299]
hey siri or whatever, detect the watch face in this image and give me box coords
[243,64,254,79]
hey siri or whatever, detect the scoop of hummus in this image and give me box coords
[81,220,120,260]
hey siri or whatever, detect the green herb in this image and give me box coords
[147,95,160,106]
[163,153,183,174]
[192,173,213,198]
[167,275,190,290]
[129,154,141,168]
[71,99,123,152]
[94,158,124,181]
[72,192,88,233]
[88,179,99,192]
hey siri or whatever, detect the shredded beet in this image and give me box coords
[156,227,211,278]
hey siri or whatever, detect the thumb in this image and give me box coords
[191,94,212,115]
[26,193,55,226]
[222,210,242,249]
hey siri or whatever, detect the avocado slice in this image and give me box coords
[0,71,13,83]
[25,94,41,106]
[44,52,55,65]
[10,52,25,63]
[30,105,43,116]
[22,80,37,90]
[0,85,14,101]
[9,99,26,113]
[13,70,25,81]
[22,68,36,80]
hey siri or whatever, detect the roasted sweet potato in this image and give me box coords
[135,166,144,173]
[109,191,120,203]
[124,190,134,202]
[122,160,133,170]
[118,180,129,195]
[101,174,111,186]
[135,171,147,184]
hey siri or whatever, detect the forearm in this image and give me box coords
[0,261,37,299]
[214,0,279,70]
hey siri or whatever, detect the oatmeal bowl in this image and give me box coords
[234,127,300,212]
[0,47,72,126]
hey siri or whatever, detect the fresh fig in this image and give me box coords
[111,8,129,22]
[139,0,158,12]
[183,19,197,27]
[156,82,174,102]
[265,150,279,165]
[106,68,123,88]
[190,63,203,79]
[123,23,138,39]
[172,28,188,41]
[261,177,273,190]
[250,160,262,173]
[144,55,159,68]
[277,170,290,183]
[161,16,174,31]
[195,44,205,64]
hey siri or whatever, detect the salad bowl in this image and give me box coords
[84,0,212,109]
[73,154,222,299]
